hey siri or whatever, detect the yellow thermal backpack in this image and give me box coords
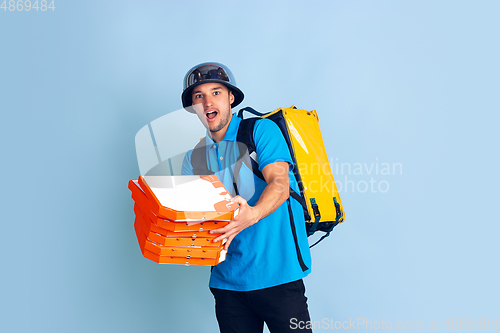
[236,106,345,247]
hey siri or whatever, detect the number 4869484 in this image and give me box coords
[443,318,498,330]
[1,1,56,11]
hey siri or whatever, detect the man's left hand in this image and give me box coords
[210,196,261,251]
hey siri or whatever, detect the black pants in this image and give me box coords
[210,279,312,333]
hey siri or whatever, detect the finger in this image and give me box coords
[231,195,247,206]
[224,235,235,251]
[209,227,226,235]
[213,229,236,243]
[209,222,236,235]
[213,223,242,243]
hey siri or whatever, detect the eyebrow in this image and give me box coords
[192,86,223,95]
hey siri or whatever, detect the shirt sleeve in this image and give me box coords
[181,150,195,175]
[252,118,293,172]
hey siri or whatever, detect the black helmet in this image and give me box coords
[181,62,244,112]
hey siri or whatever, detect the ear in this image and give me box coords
[229,91,235,105]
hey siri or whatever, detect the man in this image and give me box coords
[181,62,312,333]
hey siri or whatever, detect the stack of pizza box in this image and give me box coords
[128,175,239,266]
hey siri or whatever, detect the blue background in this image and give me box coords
[1,1,498,332]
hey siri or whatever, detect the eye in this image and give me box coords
[214,91,220,96]
[194,94,202,99]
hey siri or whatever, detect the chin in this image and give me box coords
[209,126,222,133]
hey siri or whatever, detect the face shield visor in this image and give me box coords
[134,107,258,201]
[185,64,231,88]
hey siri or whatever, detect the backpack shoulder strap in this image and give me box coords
[236,117,265,182]
[190,137,214,175]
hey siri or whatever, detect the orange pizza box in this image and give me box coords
[134,222,223,259]
[137,175,239,221]
[135,216,224,247]
[133,205,214,238]
[131,190,230,231]
[142,248,226,266]
[133,199,230,232]
[128,179,156,213]
[128,179,234,224]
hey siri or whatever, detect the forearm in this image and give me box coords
[252,177,289,222]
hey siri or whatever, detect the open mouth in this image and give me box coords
[206,110,218,120]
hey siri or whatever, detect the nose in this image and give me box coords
[204,94,214,109]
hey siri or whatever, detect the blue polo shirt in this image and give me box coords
[181,114,311,291]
